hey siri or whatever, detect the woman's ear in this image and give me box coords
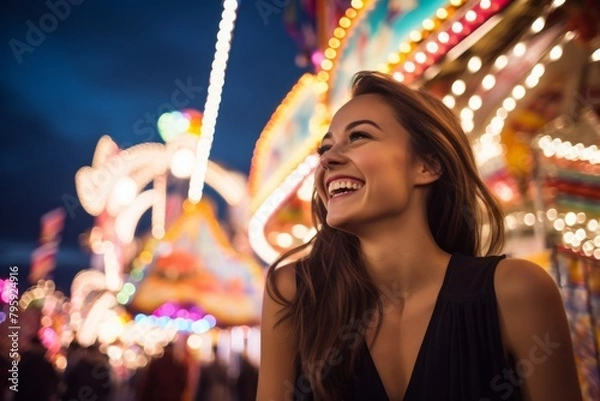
[415,154,442,185]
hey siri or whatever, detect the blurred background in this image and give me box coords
[0,0,599,400]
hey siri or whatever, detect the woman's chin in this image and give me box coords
[326,215,358,233]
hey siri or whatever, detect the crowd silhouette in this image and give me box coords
[1,336,258,401]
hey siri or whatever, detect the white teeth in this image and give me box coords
[327,179,364,197]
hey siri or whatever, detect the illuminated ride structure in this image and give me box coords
[71,109,262,367]
[249,0,600,398]
[65,0,262,369]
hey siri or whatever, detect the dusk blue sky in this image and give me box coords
[0,0,304,292]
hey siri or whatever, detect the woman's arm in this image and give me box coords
[495,258,582,401]
[256,264,298,401]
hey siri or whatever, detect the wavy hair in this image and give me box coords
[266,71,505,400]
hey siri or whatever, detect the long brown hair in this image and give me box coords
[266,71,505,400]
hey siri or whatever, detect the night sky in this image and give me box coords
[0,0,304,292]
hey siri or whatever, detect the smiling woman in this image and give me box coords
[256,71,582,401]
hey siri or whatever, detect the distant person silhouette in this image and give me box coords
[62,343,112,401]
[236,352,258,401]
[14,336,58,401]
[136,343,187,401]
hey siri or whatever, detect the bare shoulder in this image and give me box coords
[267,262,298,303]
[494,257,561,308]
[493,257,582,400]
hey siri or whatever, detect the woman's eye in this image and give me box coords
[349,131,369,141]
[317,144,331,156]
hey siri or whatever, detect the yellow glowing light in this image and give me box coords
[276,233,294,248]
[316,82,329,94]
[409,30,422,42]
[436,8,448,19]
[422,19,435,31]
[531,17,545,33]
[494,55,508,69]
[140,250,153,264]
[317,71,329,81]
[513,42,526,57]
[292,224,309,239]
[549,45,563,60]
[451,80,466,96]
[462,119,474,133]
[321,59,333,71]
[502,97,516,111]
[460,107,474,121]
[329,37,341,49]
[188,334,202,350]
[512,85,526,99]
[442,95,455,109]
[340,17,351,28]
[334,27,346,38]
[393,72,405,82]
[565,212,576,226]
[324,48,337,59]
[531,63,545,78]
[467,56,482,72]
[351,0,364,9]
[188,0,239,203]
[345,8,357,18]
[55,355,67,371]
[468,95,482,110]
[482,74,496,90]
[388,53,400,64]
[399,42,412,53]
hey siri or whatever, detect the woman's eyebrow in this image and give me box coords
[322,119,382,141]
[345,119,381,131]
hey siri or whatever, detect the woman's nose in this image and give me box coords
[319,146,346,170]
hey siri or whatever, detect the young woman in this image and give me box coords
[257,71,582,401]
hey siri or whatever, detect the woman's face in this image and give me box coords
[315,94,430,232]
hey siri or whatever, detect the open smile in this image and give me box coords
[326,178,364,200]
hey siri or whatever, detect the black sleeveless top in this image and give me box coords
[294,253,523,401]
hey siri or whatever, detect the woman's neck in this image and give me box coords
[356,212,450,299]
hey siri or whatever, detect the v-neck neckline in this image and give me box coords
[362,253,455,401]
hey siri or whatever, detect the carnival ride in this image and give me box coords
[2,0,266,377]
